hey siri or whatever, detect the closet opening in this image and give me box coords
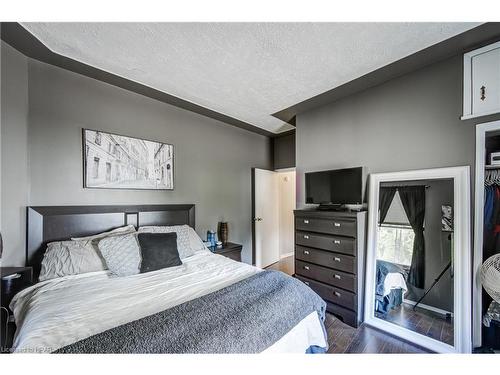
[474,120,500,353]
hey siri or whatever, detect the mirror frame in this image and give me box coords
[364,166,472,353]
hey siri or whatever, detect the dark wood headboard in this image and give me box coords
[27,204,195,279]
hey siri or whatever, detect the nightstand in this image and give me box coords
[1,267,33,353]
[209,242,242,262]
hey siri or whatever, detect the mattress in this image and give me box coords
[10,250,326,353]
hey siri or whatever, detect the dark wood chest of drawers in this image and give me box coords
[294,209,366,327]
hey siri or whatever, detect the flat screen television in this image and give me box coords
[305,167,363,208]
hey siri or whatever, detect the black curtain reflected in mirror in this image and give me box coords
[378,187,397,225]
[398,186,426,289]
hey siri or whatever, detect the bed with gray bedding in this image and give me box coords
[55,270,327,354]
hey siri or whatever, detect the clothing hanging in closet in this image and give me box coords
[484,172,500,262]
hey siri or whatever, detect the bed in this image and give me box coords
[375,260,408,314]
[11,205,327,353]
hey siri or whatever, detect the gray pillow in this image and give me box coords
[98,233,141,277]
[40,240,107,281]
[138,225,194,259]
[137,232,182,273]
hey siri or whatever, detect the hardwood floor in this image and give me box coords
[265,254,294,275]
[324,313,429,353]
[375,302,453,346]
[266,256,430,353]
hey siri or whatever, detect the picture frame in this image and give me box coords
[83,129,174,190]
[441,205,453,232]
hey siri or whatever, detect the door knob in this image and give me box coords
[253,217,263,222]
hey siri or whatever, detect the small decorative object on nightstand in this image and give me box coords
[206,230,217,247]
[209,242,242,262]
[217,222,229,244]
[1,267,33,353]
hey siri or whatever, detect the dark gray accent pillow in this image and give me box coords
[137,232,182,273]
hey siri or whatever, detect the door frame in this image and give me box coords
[364,166,472,353]
[251,168,256,265]
[473,119,500,347]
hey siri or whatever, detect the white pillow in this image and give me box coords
[39,240,107,281]
[188,227,208,252]
[138,225,195,259]
[98,233,141,277]
[71,225,136,242]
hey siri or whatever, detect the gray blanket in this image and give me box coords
[54,270,327,353]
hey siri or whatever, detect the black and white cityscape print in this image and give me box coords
[84,129,173,190]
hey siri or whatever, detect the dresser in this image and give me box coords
[294,209,366,327]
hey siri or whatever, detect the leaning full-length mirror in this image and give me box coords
[364,167,472,353]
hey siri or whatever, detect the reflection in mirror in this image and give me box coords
[374,179,454,346]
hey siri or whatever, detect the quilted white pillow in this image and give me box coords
[98,233,141,277]
[40,240,107,281]
[138,225,195,259]
[71,225,136,242]
[188,227,209,253]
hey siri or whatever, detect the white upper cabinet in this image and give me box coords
[462,41,500,120]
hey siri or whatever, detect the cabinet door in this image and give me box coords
[472,48,500,116]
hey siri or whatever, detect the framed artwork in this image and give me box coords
[83,129,174,190]
[441,205,453,232]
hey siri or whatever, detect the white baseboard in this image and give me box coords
[280,252,294,259]
[403,299,453,317]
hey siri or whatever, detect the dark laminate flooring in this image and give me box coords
[265,254,295,275]
[375,302,454,346]
[266,256,430,353]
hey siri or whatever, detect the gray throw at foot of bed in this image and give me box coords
[54,270,327,353]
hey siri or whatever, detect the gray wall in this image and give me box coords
[273,132,295,170]
[296,55,500,207]
[1,42,30,266]
[381,179,454,312]
[1,43,272,265]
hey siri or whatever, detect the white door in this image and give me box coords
[253,168,280,268]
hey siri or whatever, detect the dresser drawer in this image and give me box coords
[295,217,357,237]
[295,260,356,292]
[295,245,355,274]
[295,231,356,255]
[296,275,357,311]
[326,301,358,327]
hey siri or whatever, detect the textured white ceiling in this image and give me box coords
[22,23,480,133]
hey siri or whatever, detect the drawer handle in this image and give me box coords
[303,219,309,224]
[334,274,341,279]
[303,235,309,239]
[304,266,310,270]
[334,257,341,262]
[334,222,341,227]
[334,240,341,245]
[334,291,341,297]
[303,250,310,255]
[480,85,486,101]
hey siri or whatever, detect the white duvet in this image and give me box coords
[11,250,326,353]
[383,272,408,297]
